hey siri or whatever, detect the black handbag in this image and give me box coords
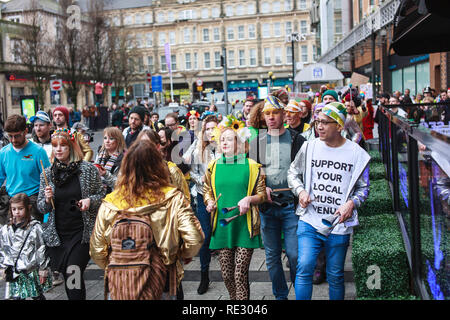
[4,224,34,282]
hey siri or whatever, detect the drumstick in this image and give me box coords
[272,188,291,192]
[213,193,222,206]
[40,160,55,210]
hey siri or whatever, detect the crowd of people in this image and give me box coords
[0,83,446,301]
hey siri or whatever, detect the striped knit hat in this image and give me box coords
[263,96,284,112]
[321,102,347,127]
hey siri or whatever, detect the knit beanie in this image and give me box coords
[129,106,146,121]
[321,90,338,102]
[321,102,348,127]
[53,106,70,123]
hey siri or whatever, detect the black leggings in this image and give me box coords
[62,242,91,300]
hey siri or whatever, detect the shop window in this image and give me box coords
[11,87,24,106]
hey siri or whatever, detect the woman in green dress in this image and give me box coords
[203,116,266,300]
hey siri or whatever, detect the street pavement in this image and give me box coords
[0,129,356,300]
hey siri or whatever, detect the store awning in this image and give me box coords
[294,63,344,83]
[391,0,450,56]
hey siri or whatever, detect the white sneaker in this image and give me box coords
[52,271,64,286]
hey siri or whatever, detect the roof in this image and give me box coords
[78,0,153,11]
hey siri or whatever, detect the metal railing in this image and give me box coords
[318,0,401,63]
[378,104,449,300]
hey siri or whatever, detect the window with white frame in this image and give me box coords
[124,14,133,25]
[136,33,143,48]
[214,51,221,68]
[300,20,308,34]
[204,52,211,69]
[274,22,281,37]
[298,0,307,10]
[201,8,209,19]
[273,1,281,12]
[261,2,270,13]
[113,16,120,26]
[135,14,142,24]
[144,13,152,24]
[285,21,292,35]
[168,11,175,22]
[171,55,177,71]
[225,5,234,17]
[194,52,198,69]
[169,31,176,45]
[213,27,220,41]
[264,48,271,65]
[8,16,20,23]
[185,53,192,70]
[286,47,292,64]
[138,56,144,72]
[203,28,210,42]
[157,12,165,23]
[228,50,235,68]
[248,24,256,39]
[262,23,270,38]
[183,28,191,43]
[212,7,220,18]
[238,26,245,39]
[193,27,197,43]
[147,56,154,73]
[159,32,166,46]
[249,48,257,66]
[284,0,293,11]
[248,3,256,14]
[301,45,308,62]
[11,39,22,63]
[335,18,342,34]
[239,49,245,67]
[146,33,153,47]
[236,4,245,16]
[160,55,167,72]
[227,27,235,40]
[275,47,282,65]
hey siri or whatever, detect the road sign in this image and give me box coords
[147,73,151,83]
[50,79,63,91]
[152,75,162,92]
[196,79,203,86]
[197,86,203,92]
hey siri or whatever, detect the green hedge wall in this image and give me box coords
[352,150,414,299]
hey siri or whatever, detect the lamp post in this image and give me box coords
[267,71,275,95]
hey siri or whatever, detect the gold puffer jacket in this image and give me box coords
[89,186,204,285]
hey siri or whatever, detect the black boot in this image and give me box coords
[197,271,210,295]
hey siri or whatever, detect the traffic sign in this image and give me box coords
[197,86,203,92]
[196,79,203,86]
[50,79,63,91]
[147,73,151,83]
[152,75,163,92]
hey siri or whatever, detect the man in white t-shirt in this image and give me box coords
[288,102,370,300]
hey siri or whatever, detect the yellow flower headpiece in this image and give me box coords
[213,115,251,143]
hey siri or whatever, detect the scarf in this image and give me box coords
[96,149,120,172]
[51,159,81,187]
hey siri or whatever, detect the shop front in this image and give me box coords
[388,54,430,96]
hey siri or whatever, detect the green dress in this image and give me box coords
[209,154,262,250]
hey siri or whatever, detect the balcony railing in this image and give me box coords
[318,0,401,63]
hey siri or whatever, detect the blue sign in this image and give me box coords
[313,67,323,79]
[152,75,162,92]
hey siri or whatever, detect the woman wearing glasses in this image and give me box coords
[37,129,105,300]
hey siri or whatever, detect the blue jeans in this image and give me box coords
[295,220,350,300]
[260,202,298,300]
[196,193,211,272]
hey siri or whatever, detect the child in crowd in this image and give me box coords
[0,193,52,300]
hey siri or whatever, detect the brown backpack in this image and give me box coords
[106,212,167,300]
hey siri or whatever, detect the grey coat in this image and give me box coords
[37,161,106,247]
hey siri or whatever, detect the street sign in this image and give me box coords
[196,79,203,86]
[50,79,63,91]
[147,73,151,83]
[197,86,203,92]
[152,75,162,92]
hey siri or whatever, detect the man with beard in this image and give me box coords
[30,111,53,159]
[122,106,150,148]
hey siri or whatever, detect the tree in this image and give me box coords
[54,0,89,110]
[15,0,55,108]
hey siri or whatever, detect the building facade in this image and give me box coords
[104,0,317,104]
